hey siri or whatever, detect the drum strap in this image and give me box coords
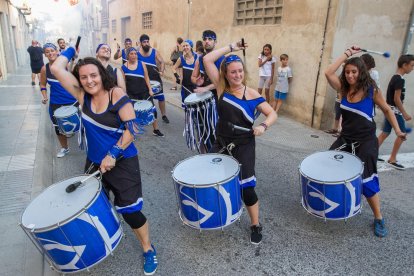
[336,137,360,155]
[216,136,236,155]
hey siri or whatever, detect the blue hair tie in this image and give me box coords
[43,43,57,51]
[184,39,193,48]
[225,55,242,65]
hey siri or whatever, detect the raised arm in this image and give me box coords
[324,46,361,91]
[204,40,246,93]
[50,47,83,104]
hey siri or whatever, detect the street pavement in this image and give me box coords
[0,70,413,276]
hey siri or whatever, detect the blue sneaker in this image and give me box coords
[374,218,388,238]
[143,244,158,275]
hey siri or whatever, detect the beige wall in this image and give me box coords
[321,0,414,129]
[106,0,413,128]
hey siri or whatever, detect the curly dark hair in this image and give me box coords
[72,57,115,92]
[340,57,377,99]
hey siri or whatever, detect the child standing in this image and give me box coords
[273,54,293,113]
[257,44,276,103]
[377,54,414,170]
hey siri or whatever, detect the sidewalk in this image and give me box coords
[0,69,54,276]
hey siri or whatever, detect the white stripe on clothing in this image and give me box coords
[240,175,256,185]
[340,104,373,122]
[223,97,254,123]
[82,113,124,133]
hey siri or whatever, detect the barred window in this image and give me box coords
[235,0,283,25]
[142,12,152,29]
[111,19,116,33]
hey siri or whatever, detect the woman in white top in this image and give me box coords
[257,44,276,103]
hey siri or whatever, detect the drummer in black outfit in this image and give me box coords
[51,47,158,275]
[204,40,277,245]
[325,45,406,238]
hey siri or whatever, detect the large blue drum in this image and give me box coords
[172,154,243,230]
[299,151,364,220]
[150,80,162,95]
[20,175,123,273]
[133,100,156,126]
[54,105,80,136]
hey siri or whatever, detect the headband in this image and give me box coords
[184,39,193,48]
[43,43,57,51]
[126,47,137,56]
[124,38,132,43]
[96,43,111,53]
[225,55,243,65]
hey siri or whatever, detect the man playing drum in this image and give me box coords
[138,34,170,124]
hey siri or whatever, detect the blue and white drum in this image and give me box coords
[20,175,123,273]
[299,151,364,220]
[54,105,80,136]
[133,100,156,126]
[150,80,162,95]
[172,154,243,230]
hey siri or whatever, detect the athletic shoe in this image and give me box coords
[374,218,388,238]
[250,224,263,245]
[31,81,35,86]
[162,115,170,123]
[387,161,405,170]
[56,148,69,158]
[153,129,165,137]
[143,245,158,275]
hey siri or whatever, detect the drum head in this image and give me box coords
[21,176,100,230]
[134,100,153,111]
[184,91,213,105]
[300,151,363,183]
[150,80,160,87]
[54,105,78,118]
[172,154,239,187]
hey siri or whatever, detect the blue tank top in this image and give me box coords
[137,49,161,82]
[81,91,138,164]
[340,86,376,141]
[121,61,149,100]
[46,63,77,104]
[180,53,198,89]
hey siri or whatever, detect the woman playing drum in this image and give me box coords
[40,43,77,158]
[324,45,406,238]
[204,40,277,245]
[51,47,158,275]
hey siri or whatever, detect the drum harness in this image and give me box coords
[335,137,360,155]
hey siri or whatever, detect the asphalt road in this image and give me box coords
[48,102,414,276]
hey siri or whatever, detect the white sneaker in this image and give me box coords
[56,148,69,158]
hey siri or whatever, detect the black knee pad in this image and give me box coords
[122,211,147,229]
[242,187,258,206]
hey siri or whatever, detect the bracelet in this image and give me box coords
[229,44,234,52]
[344,51,350,58]
[259,122,268,131]
[107,144,123,159]
[40,88,47,91]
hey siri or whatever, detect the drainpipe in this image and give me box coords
[402,4,414,54]
[186,0,192,38]
[311,0,332,128]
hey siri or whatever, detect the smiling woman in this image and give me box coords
[50,47,159,274]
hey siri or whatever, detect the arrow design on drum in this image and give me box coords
[179,186,213,226]
[61,120,78,134]
[345,181,360,216]
[78,213,123,254]
[38,238,86,270]
[215,186,239,224]
[306,183,340,216]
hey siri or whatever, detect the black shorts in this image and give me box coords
[30,64,43,74]
[84,156,144,214]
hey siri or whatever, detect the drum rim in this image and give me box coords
[184,91,213,105]
[53,106,79,118]
[299,150,364,185]
[172,153,240,187]
[20,175,102,232]
[132,99,154,110]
